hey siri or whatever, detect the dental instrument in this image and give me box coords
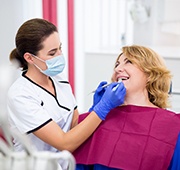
[91,78,122,94]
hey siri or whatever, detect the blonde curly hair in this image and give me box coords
[112,45,172,108]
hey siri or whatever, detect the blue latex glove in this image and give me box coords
[89,81,108,112]
[93,82,126,120]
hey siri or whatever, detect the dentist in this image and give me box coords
[7,18,126,170]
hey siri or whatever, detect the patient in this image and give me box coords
[73,45,180,170]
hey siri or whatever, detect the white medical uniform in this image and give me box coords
[7,72,77,169]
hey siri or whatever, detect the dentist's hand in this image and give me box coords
[93,82,126,120]
[89,81,108,112]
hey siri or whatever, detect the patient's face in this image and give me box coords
[113,54,147,95]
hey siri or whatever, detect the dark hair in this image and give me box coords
[9,18,58,71]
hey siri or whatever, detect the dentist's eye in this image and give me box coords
[49,53,56,56]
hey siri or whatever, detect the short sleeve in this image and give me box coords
[7,82,51,134]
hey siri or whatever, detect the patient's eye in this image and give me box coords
[115,61,120,68]
[125,59,132,64]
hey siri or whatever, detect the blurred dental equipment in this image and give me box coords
[0,113,76,170]
[130,1,150,23]
[0,111,14,150]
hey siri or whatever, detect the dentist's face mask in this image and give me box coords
[32,54,65,77]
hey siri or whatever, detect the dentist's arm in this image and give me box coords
[33,82,126,152]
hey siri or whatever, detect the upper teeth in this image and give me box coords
[121,77,128,80]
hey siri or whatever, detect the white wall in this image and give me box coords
[74,0,133,112]
[131,0,180,112]
[0,0,42,115]
[132,0,180,46]
[57,0,69,77]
